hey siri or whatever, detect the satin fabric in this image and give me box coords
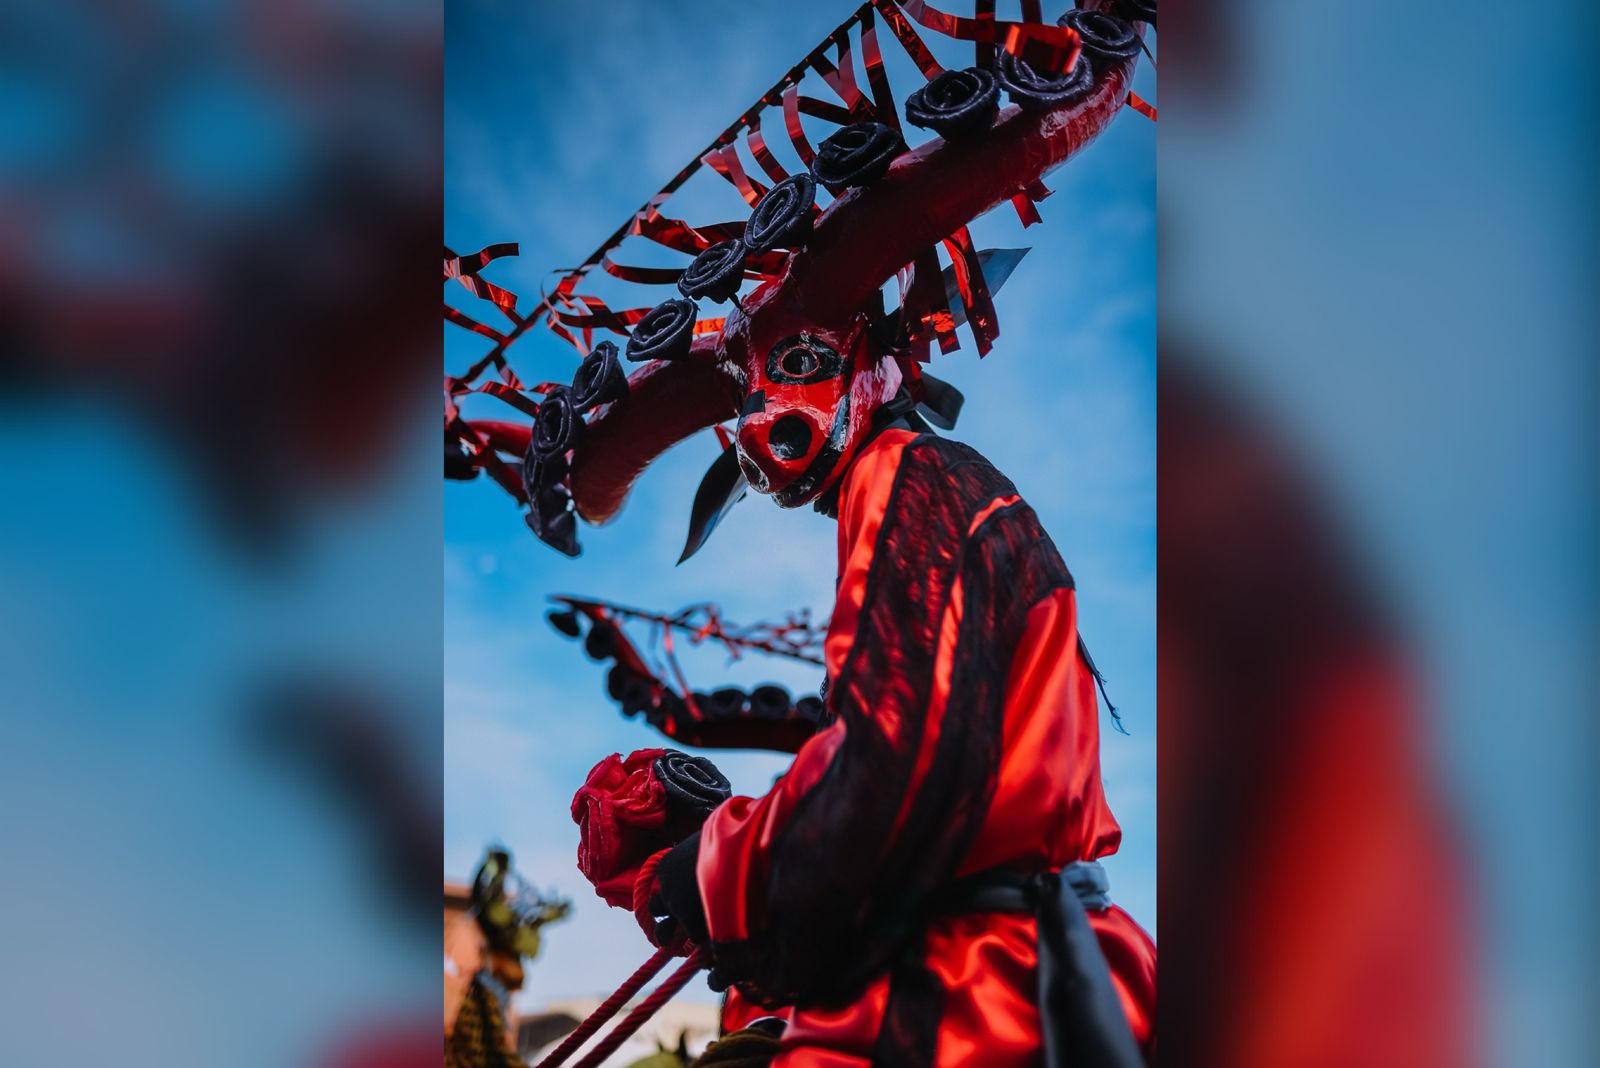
[701,430,1155,1064]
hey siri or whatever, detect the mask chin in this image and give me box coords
[735,394,850,508]
[770,392,853,508]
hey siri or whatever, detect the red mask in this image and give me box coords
[717,276,905,509]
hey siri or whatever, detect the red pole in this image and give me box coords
[570,949,709,1068]
[531,946,676,1068]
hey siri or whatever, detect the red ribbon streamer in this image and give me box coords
[904,245,956,357]
[813,34,867,118]
[975,0,996,67]
[702,144,769,207]
[794,94,854,127]
[443,241,516,278]
[600,258,685,286]
[782,83,818,167]
[475,380,543,420]
[632,210,744,256]
[859,6,901,131]
[444,243,523,322]
[1011,176,1053,226]
[443,303,507,344]
[745,114,791,184]
[1004,23,1083,75]
[452,419,530,504]
[871,0,944,79]
[1011,192,1042,227]
[943,225,998,356]
[895,0,1082,75]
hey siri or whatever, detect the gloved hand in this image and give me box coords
[632,830,738,995]
[631,846,687,953]
[572,748,730,909]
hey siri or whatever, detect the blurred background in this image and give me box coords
[1158,1,1597,1065]
[0,2,441,1067]
[0,1,1592,1066]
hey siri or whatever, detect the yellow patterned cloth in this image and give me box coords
[446,979,522,1068]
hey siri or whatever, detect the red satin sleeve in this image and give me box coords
[695,431,917,945]
[697,721,845,943]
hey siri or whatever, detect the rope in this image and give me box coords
[569,949,709,1068]
[532,945,675,1068]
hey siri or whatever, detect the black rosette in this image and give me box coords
[748,684,792,720]
[520,429,554,503]
[531,386,583,465]
[996,46,1095,112]
[625,297,698,363]
[606,665,656,717]
[693,688,747,719]
[1058,10,1140,72]
[522,440,580,557]
[678,240,747,303]
[653,749,732,815]
[546,608,582,638]
[794,695,825,724]
[811,122,907,194]
[524,495,579,557]
[583,620,617,661]
[1114,0,1156,28]
[905,67,1000,139]
[570,340,628,412]
[649,690,686,731]
[743,174,816,254]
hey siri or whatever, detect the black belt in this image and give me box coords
[930,861,1145,1068]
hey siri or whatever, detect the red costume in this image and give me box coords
[682,428,1155,1065]
[448,3,1158,1063]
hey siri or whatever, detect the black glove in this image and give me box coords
[646,813,740,990]
[646,830,711,948]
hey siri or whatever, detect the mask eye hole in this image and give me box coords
[766,334,843,386]
[781,347,818,378]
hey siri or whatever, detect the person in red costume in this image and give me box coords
[523,6,1159,1064]
[574,393,1157,1066]
[661,420,1155,1067]
[572,117,1158,1058]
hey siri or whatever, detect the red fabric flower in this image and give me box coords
[572,748,698,908]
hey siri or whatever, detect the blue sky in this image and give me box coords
[445,0,1155,1011]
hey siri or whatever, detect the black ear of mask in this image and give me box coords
[679,442,749,565]
[916,372,964,430]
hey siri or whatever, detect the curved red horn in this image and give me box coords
[791,54,1139,324]
[569,336,737,524]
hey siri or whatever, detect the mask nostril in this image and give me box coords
[767,414,813,461]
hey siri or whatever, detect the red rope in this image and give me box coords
[570,949,709,1068]
[532,945,675,1068]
